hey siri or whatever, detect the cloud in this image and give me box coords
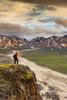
[38,19,47,23]
[26,18,33,21]
[10,0,67,6]
[34,5,57,12]
[0,23,67,39]
[0,0,67,31]
[0,23,32,37]
[54,19,67,28]
[0,0,36,23]
[45,6,67,18]
[47,6,57,11]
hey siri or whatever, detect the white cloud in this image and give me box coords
[0,23,67,39]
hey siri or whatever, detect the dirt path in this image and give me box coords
[0,54,12,65]
[8,54,67,100]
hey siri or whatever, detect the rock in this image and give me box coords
[45,91,59,100]
[0,64,42,100]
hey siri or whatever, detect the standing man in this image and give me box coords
[13,52,19,64]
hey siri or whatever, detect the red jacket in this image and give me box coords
[15,53,18,59]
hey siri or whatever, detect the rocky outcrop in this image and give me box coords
[0,64,42,100]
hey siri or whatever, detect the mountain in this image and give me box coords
[30,35,67,49]
[0,35,67,49]
[0,35,30,49]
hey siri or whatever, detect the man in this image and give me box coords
[13,52,19,64]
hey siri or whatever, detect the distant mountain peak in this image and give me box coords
[0,35,67,49]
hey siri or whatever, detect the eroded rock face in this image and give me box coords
[0,64,42,100]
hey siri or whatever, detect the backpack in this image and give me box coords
[13,54,15,58]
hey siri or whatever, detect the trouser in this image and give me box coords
[14,58,19,64]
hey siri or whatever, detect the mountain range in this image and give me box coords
[0,35,67,50]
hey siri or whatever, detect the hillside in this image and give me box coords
[30,35,67,49]
[0,35,67,49]
[0,35,30,49]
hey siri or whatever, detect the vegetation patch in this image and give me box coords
[0,49,11,54]
[21,49,67,74]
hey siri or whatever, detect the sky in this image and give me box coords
[0,0,67,39]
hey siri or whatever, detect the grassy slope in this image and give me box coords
[21,49,67,74]
[0,49,11,54]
